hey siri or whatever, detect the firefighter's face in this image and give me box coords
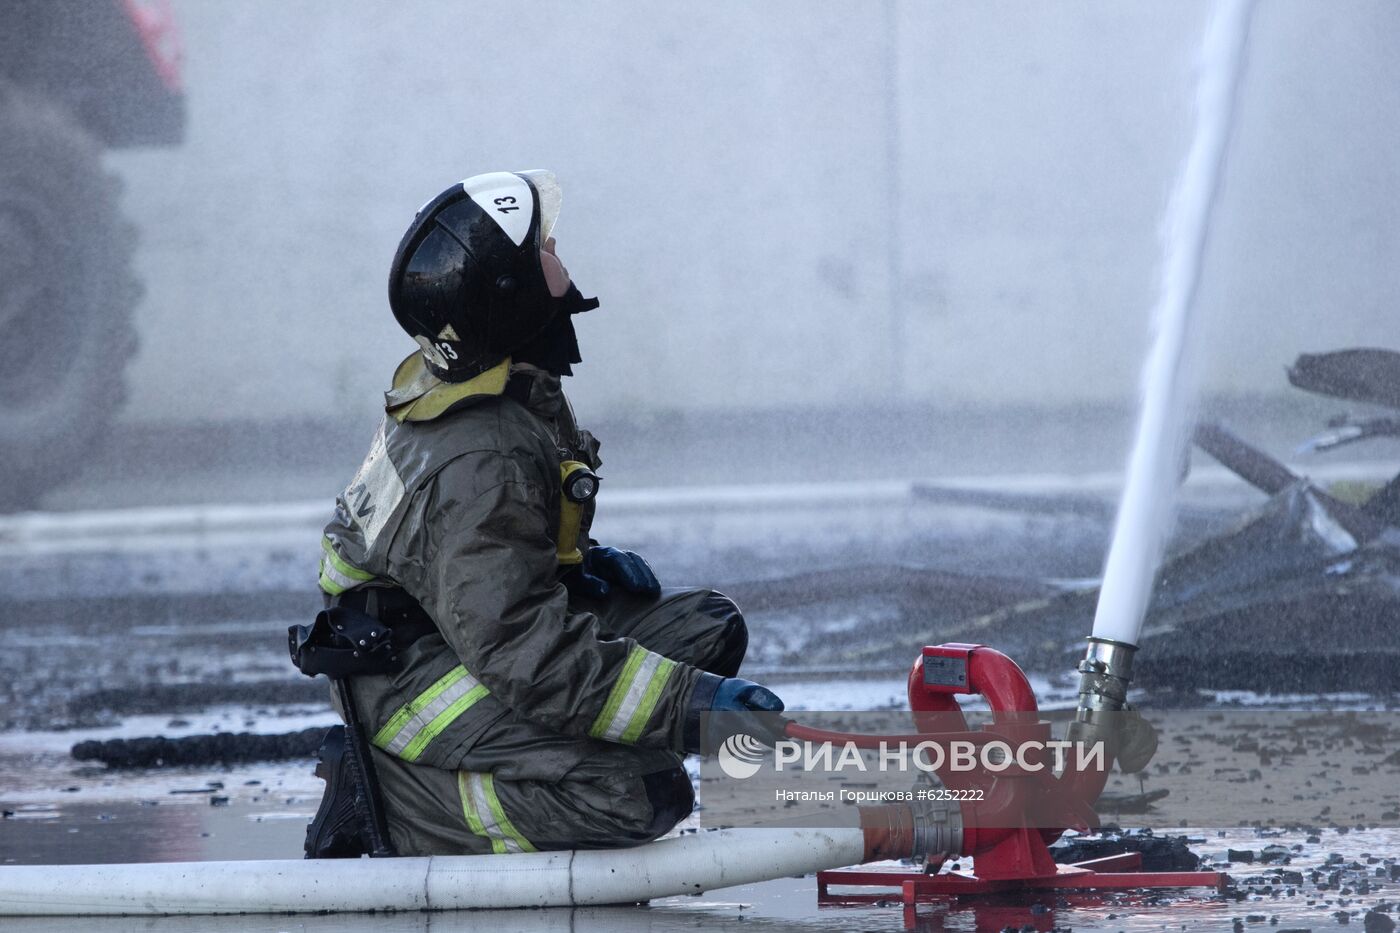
[540,237,571,298]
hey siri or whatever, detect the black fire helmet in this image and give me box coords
[388,170,571,382]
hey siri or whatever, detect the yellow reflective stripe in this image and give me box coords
[373,666,468,750]
[318,563,362,595]
[321,537,375,582]
[590,647,675,744]
[317,556,350,596]
[318,537,377,595]
[374,666,489,762]
[458,771,491,846]
[589,646,648,740]
[458,772,532,854]
[481,774,535,853]
[620,657,677,744]
[605,651,663,741]
[399,683,489,762]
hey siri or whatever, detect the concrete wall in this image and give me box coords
[107,1,1400,425]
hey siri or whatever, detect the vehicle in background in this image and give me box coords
[0,0,184,510]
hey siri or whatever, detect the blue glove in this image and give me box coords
[712,677,785,714]
[585,546,661,597]
[562,563,611,600]
[684,674,787,754]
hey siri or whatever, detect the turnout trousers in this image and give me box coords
[370,587,747,856]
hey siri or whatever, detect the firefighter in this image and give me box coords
[304,171,784,857]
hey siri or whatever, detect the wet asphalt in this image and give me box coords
[3,465,1400,930]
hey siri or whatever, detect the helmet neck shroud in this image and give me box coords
[512,283,599,378]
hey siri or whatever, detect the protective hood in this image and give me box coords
[384,353,511,422]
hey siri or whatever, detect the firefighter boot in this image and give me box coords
[304,725,384,858]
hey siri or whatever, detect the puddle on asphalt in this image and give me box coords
[1,799,311,865]
[2,806,1398,931]
[4,691,1400,929]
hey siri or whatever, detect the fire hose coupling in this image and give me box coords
[911,793,964,862]
[858,794,963,863]
[1071,636,1157,774]
[1074,636,1137,719]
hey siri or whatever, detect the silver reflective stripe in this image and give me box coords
[375,666,488,761]
[318,559,362,595]
[460,772,534,854]
[318,536,377,595]
[590,647,674,743]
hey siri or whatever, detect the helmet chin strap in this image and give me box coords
[511,284,599,378]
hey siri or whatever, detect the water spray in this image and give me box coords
[1079,0,1255,717]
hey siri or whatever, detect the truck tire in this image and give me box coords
[0,83,140,511]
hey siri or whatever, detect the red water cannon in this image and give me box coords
[806,643,1226,927]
